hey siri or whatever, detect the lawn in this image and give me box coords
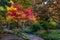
[35,30,60,40]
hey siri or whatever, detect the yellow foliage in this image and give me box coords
[0,15,3,18]
[6,16,13,23]
[10,0,14,4]
[6,6,17,10]
[48,7,54,12]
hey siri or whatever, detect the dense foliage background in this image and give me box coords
[0,0,60,40]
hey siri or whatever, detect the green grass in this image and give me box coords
[35,30,60,40]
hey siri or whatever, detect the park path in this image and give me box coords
[1,33,44,40]
[25,33,44,40]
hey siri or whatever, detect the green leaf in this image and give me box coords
[0,6,5,11]
[19,0,32,8]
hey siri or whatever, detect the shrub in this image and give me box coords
[36,30,60,40]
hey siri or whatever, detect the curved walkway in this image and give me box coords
[1,34,44,40]
[25,33,44,40]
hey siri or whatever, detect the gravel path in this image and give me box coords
[0,34,23,40]
[0,34,44,40]
[25,33,44,40]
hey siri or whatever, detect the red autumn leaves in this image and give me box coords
[7,3,36,22]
